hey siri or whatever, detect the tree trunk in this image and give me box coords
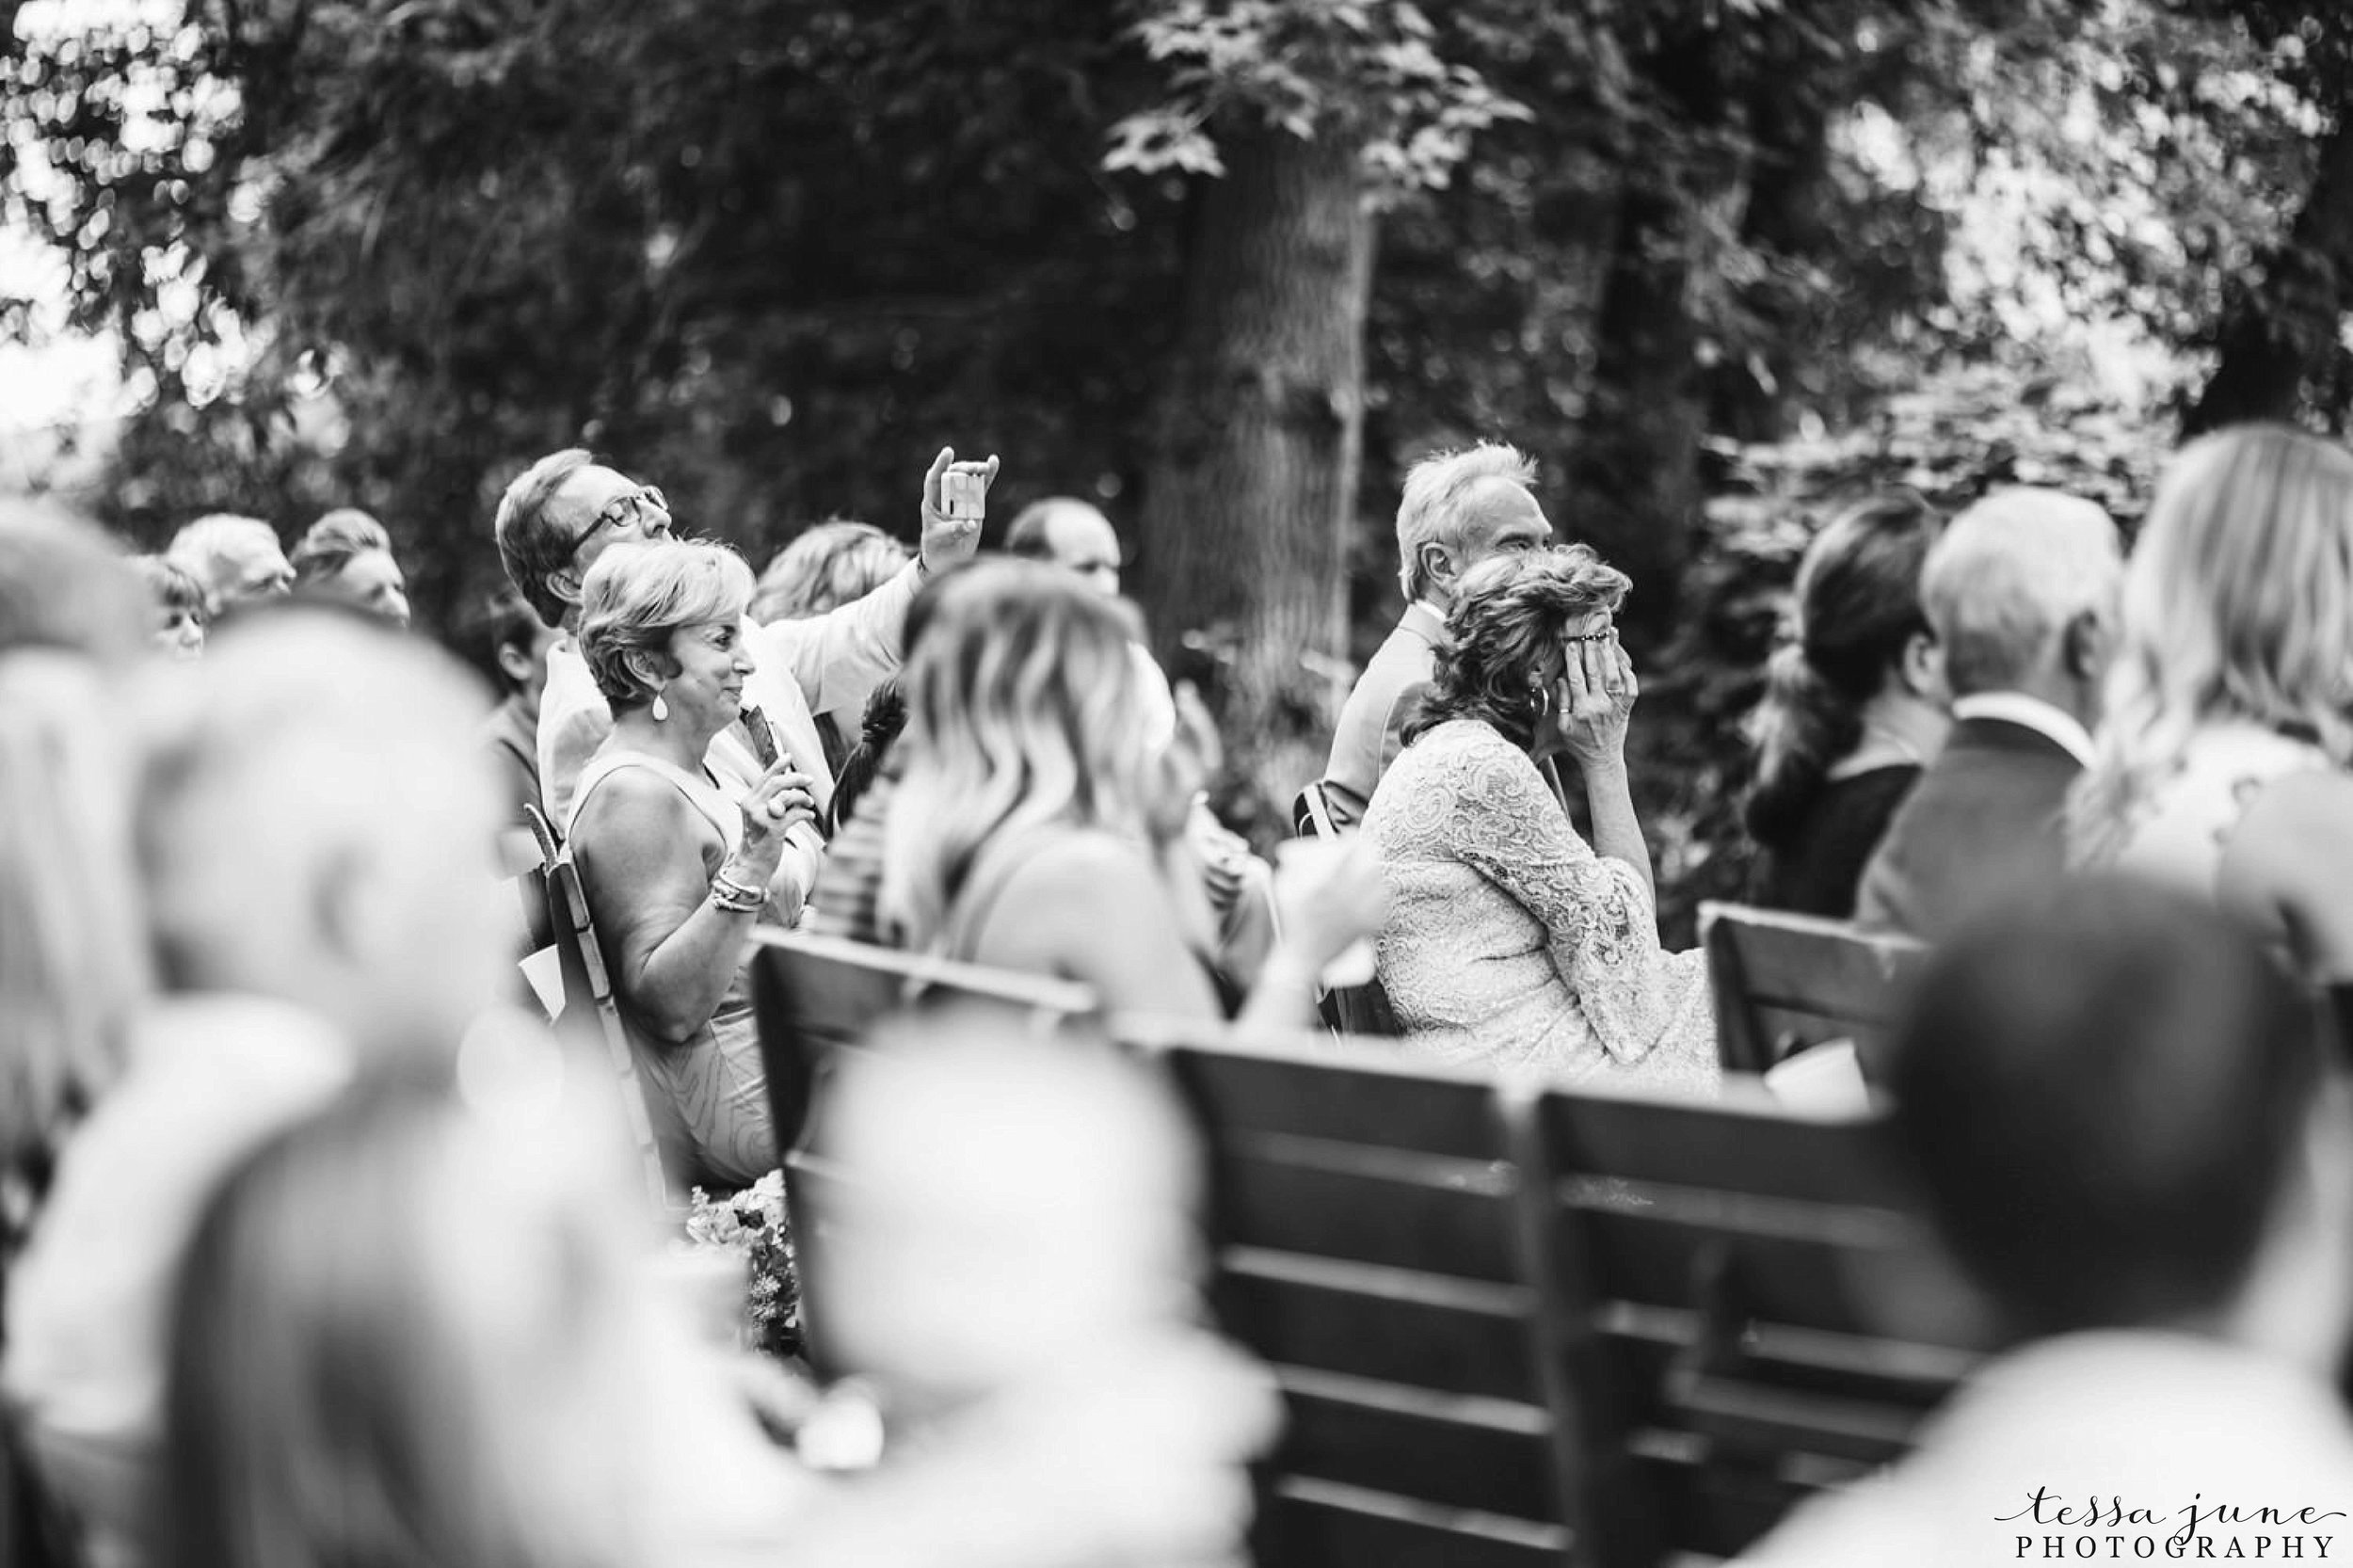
[1136,126,1375,829]
[2185,108,2353,438]
[1561,180,1708,645]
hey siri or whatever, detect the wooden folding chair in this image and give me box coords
[1145,1024,1576,1568]
[1514,1079,1996,1567]
[521,805,674,1218]
[1289,781,1403,1040]
[1700,901,1926,1078]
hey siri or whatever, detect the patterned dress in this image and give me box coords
[1362,719,1718,1094]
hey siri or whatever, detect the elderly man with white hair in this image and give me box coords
[1319,441,1558,828]
[1852,488,2123,940]
[164,512,293,616]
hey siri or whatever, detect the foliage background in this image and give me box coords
[7,0,2353,934]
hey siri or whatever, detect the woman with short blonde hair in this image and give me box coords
[2070,424,2353,984]
[568,541,819,1191]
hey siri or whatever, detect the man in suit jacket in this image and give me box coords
[1853,488,2122,940]
[1320,441,1558,827]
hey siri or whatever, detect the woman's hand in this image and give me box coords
[1559,635,1638,773]
[734,760,818,879]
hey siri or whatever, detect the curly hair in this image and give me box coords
[1408,545,1632,750]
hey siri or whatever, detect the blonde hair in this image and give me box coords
[879,560,1162,952]
[162,1082,661,1568]
[576,541,755,711]
[752,520,909,622]
[2072,425,2353,865]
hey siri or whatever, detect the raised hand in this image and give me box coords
[920,445,1001,573]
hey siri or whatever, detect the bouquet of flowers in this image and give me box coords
[683,1169,801,1361]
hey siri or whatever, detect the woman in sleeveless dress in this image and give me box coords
[568,542,820,1191]
[2070,424,2353,988]
[876,559,1382,1028]
[1363,547,1717,1092]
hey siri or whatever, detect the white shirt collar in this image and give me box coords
[1950,691,2095,768]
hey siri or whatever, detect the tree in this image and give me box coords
[1108,0,1528,803]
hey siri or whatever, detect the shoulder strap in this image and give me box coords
[566,751,738,853]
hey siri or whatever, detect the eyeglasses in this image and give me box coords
[565,485,668,554]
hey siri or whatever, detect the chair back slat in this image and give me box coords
[1520,1081,1995,1568]
[1701,901,1924,1075]
[1152,1032,1577,1565]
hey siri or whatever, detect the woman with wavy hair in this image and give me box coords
[1741,492,1947,918]
[877,559,1379,1024]
[1362,547,1714,1088]
[2070,425,2353,984]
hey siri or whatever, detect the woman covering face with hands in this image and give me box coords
[1359,546,1715,1089]
[567,540,818,1191]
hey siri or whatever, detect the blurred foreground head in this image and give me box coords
[810,1010,1202,1403]
[0,502,151,1198]
[1891,877,2347,1354]
[135,611,509,1057]
[162,1081,705,1568]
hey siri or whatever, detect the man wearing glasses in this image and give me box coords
[493,444,993,854]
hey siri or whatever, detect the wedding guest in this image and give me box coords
[878,559,1381,1028]
[163,514,291,616]
[4,614,512,1568]
[753,520,915,776]
[1854,489,2121,940]
[2070,425,2353,988]
[162,1080,808,1568]
[1737,880,2353,1564]
[1006,494,1182,744]
[1007,493,1272,984]
[753,520,912,623]
[1321,442,1558,829]
[808,1012,1277,1550]
[128,556,206,661]
[0,508,150,1254]
[567,542,820,1192]
[1363,548,1715,1088]
[163,1058,1283,1568]
[1743,492,1946,919]
[475,589,562,841]
[497,445,991,825]
[828,677,904,838]
[290,507,410,628]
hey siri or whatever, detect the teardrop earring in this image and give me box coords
[650,692,670,723]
